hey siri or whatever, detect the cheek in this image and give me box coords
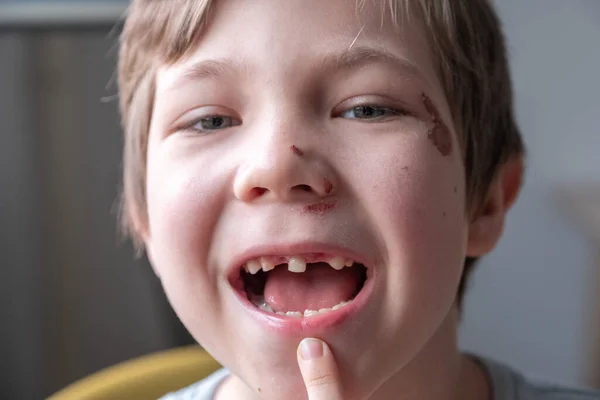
[147,173,216,268]
[144,148,230,323]
[144,149,243,358]
[360,136,467,308]
[146,144,229,266]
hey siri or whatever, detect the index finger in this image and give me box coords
[297,338,344,400]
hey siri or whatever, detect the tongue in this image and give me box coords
[264,263,362,313]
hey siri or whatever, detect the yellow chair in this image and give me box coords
[49,346,221,400]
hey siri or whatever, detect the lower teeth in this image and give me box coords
[250,294,351,318]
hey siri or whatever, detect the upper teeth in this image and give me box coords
[260,257,276,272]
[288,257,306,273]
[243,255,356,275]
[329,256,344,270]
[246,260,262,274]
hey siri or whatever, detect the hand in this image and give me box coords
[297,338,344,399]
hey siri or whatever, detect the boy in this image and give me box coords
[117,0,600,399]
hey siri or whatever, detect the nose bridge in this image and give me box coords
[233,114,333,202]
[253,119,301,185]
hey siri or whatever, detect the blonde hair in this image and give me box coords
[118,0,524,305]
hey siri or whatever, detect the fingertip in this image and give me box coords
[297,338,343,398]
[298,338,326,361]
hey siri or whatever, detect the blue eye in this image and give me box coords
[188,115,240,132]
[340,105,402,120]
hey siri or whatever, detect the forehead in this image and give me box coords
[157,0,438,95]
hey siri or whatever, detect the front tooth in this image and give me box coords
[286,311,303,318]
[246,259,262,274]
[288,256,307,273]
[344,259,354,267]
[329,256,345,270]
[260,257,276,272]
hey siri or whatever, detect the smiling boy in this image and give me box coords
[117,1,600,399]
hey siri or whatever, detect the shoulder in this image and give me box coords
[476,356,600,400]
[158,369,230,400]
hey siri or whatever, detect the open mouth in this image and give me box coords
[238,254,368,318]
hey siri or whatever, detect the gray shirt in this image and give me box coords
[159,357,600,399]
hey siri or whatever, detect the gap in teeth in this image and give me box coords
[243,255,356,274]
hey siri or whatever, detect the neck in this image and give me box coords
[367,305,491,400]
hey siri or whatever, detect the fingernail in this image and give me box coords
[300,338,325,360]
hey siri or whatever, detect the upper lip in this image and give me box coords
[226,241,374,281]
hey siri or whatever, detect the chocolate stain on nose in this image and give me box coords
[290,145,304,156]
[422,93,452,157]
[302,202,336,215]
[323,177,334,194]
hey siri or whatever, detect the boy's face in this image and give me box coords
[145,0,471,398]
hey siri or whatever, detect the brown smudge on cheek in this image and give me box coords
[421,93,452,157]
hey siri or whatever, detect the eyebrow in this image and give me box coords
[164,58,247,92]
[321,46,423,80]
[165,46,424,91]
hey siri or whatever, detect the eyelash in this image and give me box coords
[177,103,407,134]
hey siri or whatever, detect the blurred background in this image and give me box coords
[0,0,598,399]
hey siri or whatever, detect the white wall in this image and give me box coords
[459,0,600,388]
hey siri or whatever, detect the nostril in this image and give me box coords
[251,187,268,197]
[294,184,313,192]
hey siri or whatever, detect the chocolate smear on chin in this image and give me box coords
[422,93,453,157]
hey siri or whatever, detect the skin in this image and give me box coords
[141,0,523,399]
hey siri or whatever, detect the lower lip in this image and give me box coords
[232,271,376,336]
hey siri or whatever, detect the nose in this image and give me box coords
[233,141,335,203]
